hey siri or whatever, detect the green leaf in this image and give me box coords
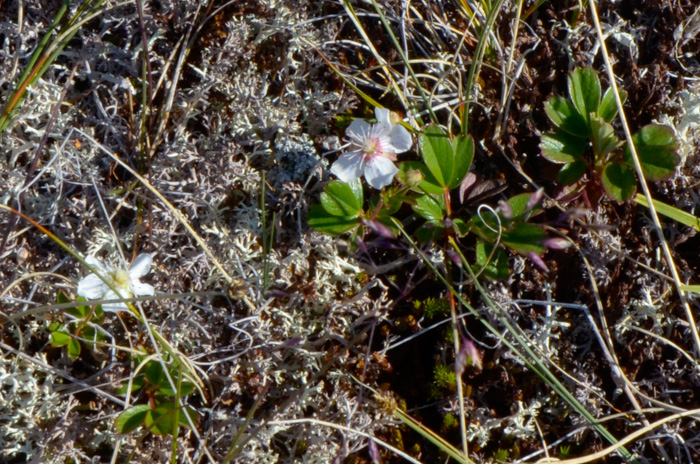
[475,242,509,280]
[56,290,70,304]
[540,131,588,163]
[116,376,146,395]
[67,338,81,360]
[506,193,540,219]
[419,125,454,187]
[568,67,601,125]
[558,160,587,185]
[634,193,700,231]
[308,204,360,235]
[590,115,622,159]
[602,162,637,202]
[544,96,589,136]
[502,223,547,255]
[451,218,469,237]
[625,124,680,181]
[412,194,444,224]
[115,404,151,434]
[146,403,197,436]
[50,329,71,347]
[320,180,363,216]
[159,380,196,397]
[415,223,444,243]
[451,134,474,189]
[598,87,627,123]
[397,161,444,195]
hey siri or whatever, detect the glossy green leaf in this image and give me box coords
[146,403,197,436]
[598,87,627,123]
[590,115,622,159]
[540,131,588,163]
[320,180,363,216]
[544,96,589,136]
[502,223,547,255]
[50,329,71,347]
[475,242,509,280]
[451,218,469,237]
[506,193,540,219]
[451,134,474,189]
[413,194,444,224]
[558,160,587,185]
[159,380,196,397]
[115,404,151,434]
[419,125,454,187]
[602,162,636,202]
[67,338,81,360]
[568,67,601,125]
[308,204,359,235]
[625,124,680,181]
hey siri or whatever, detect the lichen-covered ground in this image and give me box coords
[2,1,700,463]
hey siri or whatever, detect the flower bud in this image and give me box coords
[526,187,544,211]
[404,168,423,188]
[543,237,572,250]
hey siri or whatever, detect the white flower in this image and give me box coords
[77,254,155,311]
[330,107,412,189]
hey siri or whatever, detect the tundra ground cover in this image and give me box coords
[2,1,700,463]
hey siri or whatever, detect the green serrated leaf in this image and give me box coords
[502,223,548,255]
[308,204,360,235]
[568,67,601,125]
[320,180,363,216]
[145,403,182,436]
[625,124,680,181]
[144,361,165,387]
[598,87,627,123]
[544,96,589,136]
[115,404,151,434]
[540,131,588,163]
[558,160,587,185]
[50,329,71,347]
[590,115,622,159]
[419,125,454,188]
[451,134,474,189]
[67,337,81,360]
[602,162,636,202]
[475,242,509,280]
[413,194,445,224]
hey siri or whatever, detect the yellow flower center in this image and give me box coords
[111,268,131,293]
[363,137,380,156]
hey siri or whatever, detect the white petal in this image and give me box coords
[102,290,128,312]
[345,118,371,140]
[129,253,152,279]
[388,124,412,153]
[364,157,398,189]
[330,152,365,183]
[77,274,109,299]
[85,255,108,272]
[374,107,391,127]
[132,281,155,297]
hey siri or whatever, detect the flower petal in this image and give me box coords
[102,290,129,312]
[330,152,365,183]
[77,274,109,299]
[374,107,391,127]
[345,118,371,141]
[129,253,152,279]
[85,255,108,272]
[364,157,398,189]
[131,281,155,297]
[388,124,412,153]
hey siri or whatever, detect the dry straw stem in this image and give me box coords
[588,0,700,358]
[534,407,700,464]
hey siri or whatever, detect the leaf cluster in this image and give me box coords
[49,291,106,361]
[541,67,680,202]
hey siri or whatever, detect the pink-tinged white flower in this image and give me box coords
[330,108,412,189]
[77,254,155,311]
